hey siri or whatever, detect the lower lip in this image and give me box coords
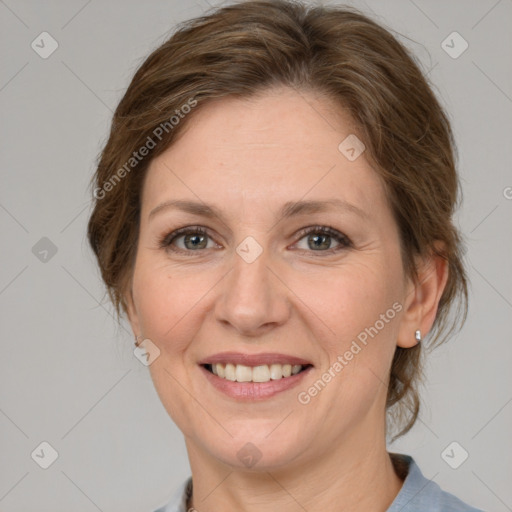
[200,365,313,401]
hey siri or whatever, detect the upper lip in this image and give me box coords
[199,352,313,367]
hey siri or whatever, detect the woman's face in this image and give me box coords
[126,86,419,470]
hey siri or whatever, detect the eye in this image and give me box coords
[293,225,352,255]
[158,225,352,257]
[159,226,219,255]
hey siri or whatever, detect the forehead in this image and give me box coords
[141,87,388,222]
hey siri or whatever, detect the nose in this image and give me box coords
[214,246,291,337]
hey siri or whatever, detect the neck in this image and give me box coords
[184,416,404,512]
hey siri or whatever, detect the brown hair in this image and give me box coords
[87,0,468,441]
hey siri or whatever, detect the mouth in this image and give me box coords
[198,352,314,400]
[202,362,312,383]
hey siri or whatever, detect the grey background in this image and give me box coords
[0,0,511,510]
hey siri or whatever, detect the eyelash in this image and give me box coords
[158,225,352,257]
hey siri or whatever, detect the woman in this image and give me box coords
[87,1,483,510]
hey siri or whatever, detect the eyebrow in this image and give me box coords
[148,198,369,222]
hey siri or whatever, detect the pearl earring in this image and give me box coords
[415,330,422,343]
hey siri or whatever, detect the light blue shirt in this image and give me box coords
[153,453,484,511]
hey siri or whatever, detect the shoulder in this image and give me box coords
[387,453,485,512]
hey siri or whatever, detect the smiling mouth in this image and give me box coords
[202,363,312,383]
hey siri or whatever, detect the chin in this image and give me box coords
[196,422,308,470]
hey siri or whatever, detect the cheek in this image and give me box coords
[309,260,402,351]
[305,261,402,413]
[131,259,210,434]
[131,258,206,350]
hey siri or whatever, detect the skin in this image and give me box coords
[125,86,448,512]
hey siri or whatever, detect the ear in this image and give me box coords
[124,286,142,342]
[397,242,449,348]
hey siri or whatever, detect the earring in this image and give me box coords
[134,335,143,348]
[415,330,422,343]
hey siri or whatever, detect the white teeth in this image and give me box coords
[209,363,305,383]
[252,365,271,382]
[269,364,282,380]
[235,364,252,382]
[224,363,236,381]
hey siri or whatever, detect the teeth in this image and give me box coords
[235,364,252,382]
[252,365,270,382]
[270,364,282,379]
[291,364,302,375]
[225,363,236,381]
[208,363,305,383]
